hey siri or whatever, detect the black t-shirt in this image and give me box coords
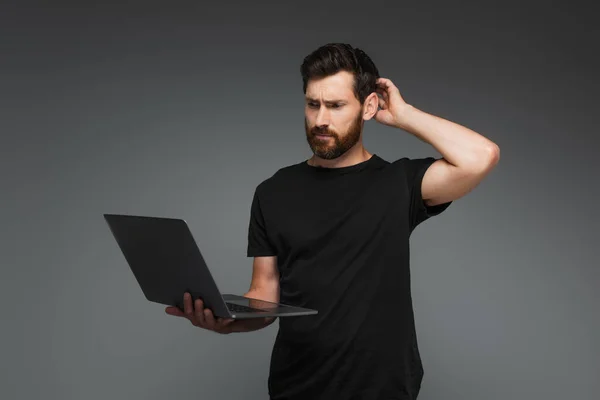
[247,154,452,400]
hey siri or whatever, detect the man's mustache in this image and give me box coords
[310,129,336,137]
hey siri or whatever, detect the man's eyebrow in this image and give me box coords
[305,97,346,104]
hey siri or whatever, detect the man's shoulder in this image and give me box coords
[254,159,306,193]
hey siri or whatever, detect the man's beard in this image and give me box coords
[305,112,363,160]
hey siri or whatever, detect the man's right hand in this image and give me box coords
[165,292,236,334]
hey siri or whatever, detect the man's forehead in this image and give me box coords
[305,94,349,103]
[305,72,354,101]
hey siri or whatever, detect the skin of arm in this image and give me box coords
[229,255,280,333]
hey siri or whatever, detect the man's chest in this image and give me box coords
[262,181,409,258]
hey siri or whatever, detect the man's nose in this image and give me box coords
[315,107,330,127]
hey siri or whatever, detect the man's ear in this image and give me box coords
[362,92,379,121]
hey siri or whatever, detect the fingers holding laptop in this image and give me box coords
[165,292,235,334]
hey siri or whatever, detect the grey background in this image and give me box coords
[1,1,598,399]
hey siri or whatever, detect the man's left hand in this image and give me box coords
[374,77,411,128]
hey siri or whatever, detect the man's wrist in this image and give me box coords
[229,316,276,333]
[393,103,416,131]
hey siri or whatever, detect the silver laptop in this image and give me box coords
[104,214,318,319]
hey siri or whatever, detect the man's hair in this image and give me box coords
[300,43,380,105]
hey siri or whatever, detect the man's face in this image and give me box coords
[304,71,364,160]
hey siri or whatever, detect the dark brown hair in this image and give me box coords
[300,43,380,104]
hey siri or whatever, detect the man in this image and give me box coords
[166,43,500,399]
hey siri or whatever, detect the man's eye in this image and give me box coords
[307,103,341,108]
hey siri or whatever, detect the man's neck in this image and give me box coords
[308,147,373,169]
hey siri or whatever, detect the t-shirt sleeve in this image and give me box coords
[393,157,453,232]
[247,187,277,257]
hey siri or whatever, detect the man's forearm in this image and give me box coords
[395,104,498,170]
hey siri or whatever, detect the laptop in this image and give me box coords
[103,214,318,319]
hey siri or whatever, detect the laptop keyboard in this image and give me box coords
[226,302,266,313]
